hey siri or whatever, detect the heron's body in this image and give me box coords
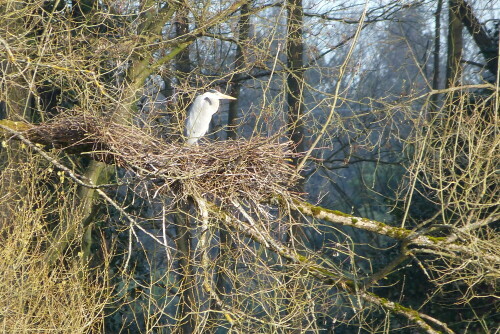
[185,90,236,145]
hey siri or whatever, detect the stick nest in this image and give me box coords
[25,115,301,203]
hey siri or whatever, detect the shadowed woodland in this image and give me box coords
[0,0,499,333]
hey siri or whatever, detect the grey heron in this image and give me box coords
[185,89,236,145]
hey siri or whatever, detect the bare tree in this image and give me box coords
[0,1,498,333]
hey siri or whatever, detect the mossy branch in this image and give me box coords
[292,199,500,266]
[293,199,413,239]
[0,120,33,133]
[130,40,194,91]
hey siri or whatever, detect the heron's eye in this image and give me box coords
[204,97,213,105]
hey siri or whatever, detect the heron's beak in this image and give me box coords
[218,93,237,100]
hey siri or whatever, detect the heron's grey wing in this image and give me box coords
[185,95,214,142]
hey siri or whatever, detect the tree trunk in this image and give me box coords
[431,0,443,110]
[446,0,463,88]
[455,0,498,77]
[286,0,305,166]
[227,2,250,140]
[174,210,196,334]
[175,6,192,111]
[173,8,196,333]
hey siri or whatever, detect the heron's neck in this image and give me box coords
[205,96,220,113]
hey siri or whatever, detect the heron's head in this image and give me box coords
[206,89,237,100]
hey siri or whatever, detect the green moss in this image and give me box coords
[0,120,33,132]
[309,265,337,277]
[388,227,412,239]
[293,199,354,218]
[379,296,389,305]
[367,220,413,240]
[427,236,446,243]
[310,206,322,216]
[296,254,308,262]
[351,218,358,224]
[330,210,351,217]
